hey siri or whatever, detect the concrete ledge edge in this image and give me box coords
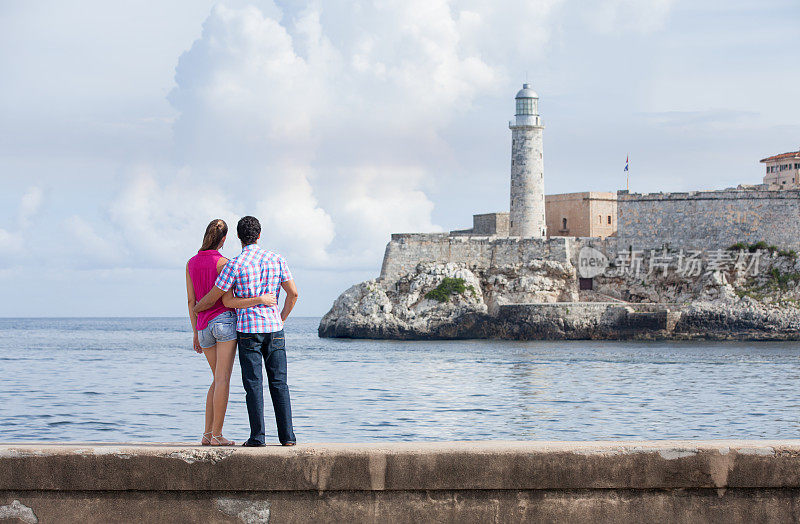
[3,440,800,493]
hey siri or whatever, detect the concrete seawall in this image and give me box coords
[3,441,800,522]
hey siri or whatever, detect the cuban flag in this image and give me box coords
[624,155,629,172]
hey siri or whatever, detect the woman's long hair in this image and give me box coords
[199,219,228,251]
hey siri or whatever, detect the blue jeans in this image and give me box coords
[237,329,296,445]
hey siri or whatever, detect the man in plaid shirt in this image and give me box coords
[195,216,299,446]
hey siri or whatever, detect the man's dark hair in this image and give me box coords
[237,216,261,245]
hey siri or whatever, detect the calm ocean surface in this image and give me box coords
[1,317,799,443]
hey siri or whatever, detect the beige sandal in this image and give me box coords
[201,431,212,446]
[210,434,235,446]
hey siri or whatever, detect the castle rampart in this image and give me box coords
[617,188,800,251]
[380,234,568,281]
[379,233,618,282]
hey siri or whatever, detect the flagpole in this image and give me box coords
[626,155,629,192]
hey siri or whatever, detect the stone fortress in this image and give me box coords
[381,84,800,280]
[320,84,800,340]
[382,84,800,279]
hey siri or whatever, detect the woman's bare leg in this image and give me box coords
[210,339,237,438]
[203,345,218,441]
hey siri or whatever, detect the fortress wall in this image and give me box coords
[4,442,800,523]
[378,234,622,282]
[379,234,572,282]
[617,189,800,251]
[568,236,619,266]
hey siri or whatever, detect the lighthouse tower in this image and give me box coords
[509,83,546,237]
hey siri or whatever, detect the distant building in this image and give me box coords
[545,192,617,238]
[761,148,800,189]
[450,212,509,236]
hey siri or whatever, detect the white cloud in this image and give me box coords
[323,166,440,266]
[8,0,679,287]
[0,228,23,255]
[0,186,44,261]
[160,1,519,268]
[254,164,335,264]
[106,168,240,268]
[48,1,583,272]
[64,215,125,266]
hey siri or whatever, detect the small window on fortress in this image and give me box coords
[598,215,602,224]
[562,218,567,230]
[607,215,612,225]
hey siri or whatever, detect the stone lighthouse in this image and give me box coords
[509,83,546,237]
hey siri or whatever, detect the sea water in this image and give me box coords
[1,317,799,443]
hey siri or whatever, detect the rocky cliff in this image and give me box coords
[319,250,800,340]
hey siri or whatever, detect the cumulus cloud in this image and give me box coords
[68,0,677,271]
[160,1,512,268]
[64,215,125,266]
[321,166,438,265]
[106,168,240,268]
[254,164,335,264]
[0,186,44,261]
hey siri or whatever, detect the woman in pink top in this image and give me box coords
[186,219,275,446]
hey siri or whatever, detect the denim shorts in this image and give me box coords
[197,311,237,349]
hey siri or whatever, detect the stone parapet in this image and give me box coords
[379,235,572,282]
[3,441,800,522]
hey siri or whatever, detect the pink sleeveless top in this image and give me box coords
[188,250,234,330]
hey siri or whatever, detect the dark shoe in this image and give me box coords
[281,442,296,446]
[242,440,265,447]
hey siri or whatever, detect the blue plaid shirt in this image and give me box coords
[215,244,293,333]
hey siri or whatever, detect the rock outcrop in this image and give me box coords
[319,252,800,340]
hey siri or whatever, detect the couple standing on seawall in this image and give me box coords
[186,216,298,447]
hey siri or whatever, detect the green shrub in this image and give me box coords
[767,268,800,290]
[425,277,468,303]
[778,249,797,258]
[728,241,786,254]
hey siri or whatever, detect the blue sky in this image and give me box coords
[1,0,798,317]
